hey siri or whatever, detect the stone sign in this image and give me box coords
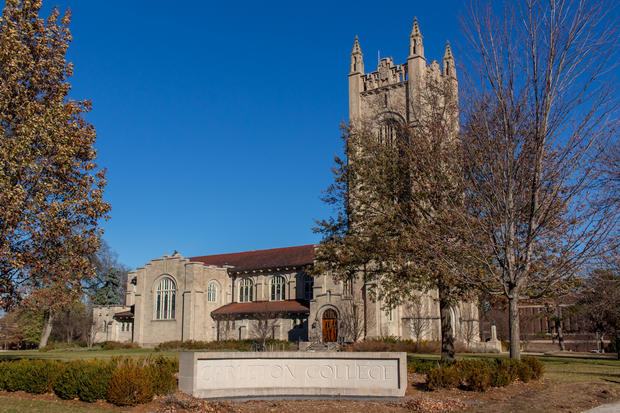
[179,351,407,399]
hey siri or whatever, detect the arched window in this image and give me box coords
[238,278,253,303]
[270,275,286,301]
[155,277,176,320]
[207,282,218,303]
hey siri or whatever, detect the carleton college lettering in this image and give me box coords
[180,352,407,398]
[196,359,398,385]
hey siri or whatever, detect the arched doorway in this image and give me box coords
[322,309,338,342]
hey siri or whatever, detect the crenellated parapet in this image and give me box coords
[360,58,408,94]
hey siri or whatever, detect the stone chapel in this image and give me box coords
[93,19,481,348]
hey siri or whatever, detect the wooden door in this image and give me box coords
[322,309,338,342]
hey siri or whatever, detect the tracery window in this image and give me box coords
[207,281,218,302]
[238,278,254,303]
[304,277,314,300]
[270,275,286,301]
[155,277,176,320]
[343,278,353,297]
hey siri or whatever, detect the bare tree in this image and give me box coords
[460,319,478,349]
[460,0,619,359]
[403,297,431,351]
[339,299,366,343]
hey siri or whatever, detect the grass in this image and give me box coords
[406,352,620,385]
[0,396,118,413]
[0,348,177,361]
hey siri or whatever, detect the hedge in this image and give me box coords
[0,356,177,405]
[426,356,544,391]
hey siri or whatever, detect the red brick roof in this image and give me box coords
[113,310,134,318]
[211,300,310,319]
[189,245,314,273]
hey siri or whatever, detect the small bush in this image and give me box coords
[106,358,154,406]
[100,341,140,350]
[407,358,438,374]
[425,357,544,391]
[77,361,114,402]
[39,341,87,352]
[522,356,544,380]
[3,359,61,394]
[155,339,291,352]
[54,361,85,400]
[514,360,534,382]
[426,364,460,390]
[0,362,9,391]
[489,359,515,387]
[456,360,492,391]
[148,356,178,395]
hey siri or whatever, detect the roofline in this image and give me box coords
[189,244,316,262]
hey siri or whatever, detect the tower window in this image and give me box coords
[155,277,176,320]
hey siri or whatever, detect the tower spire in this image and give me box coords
[350,35,364,74]
[443,40,456,78]
[408,17,424,58]
[410,17,422,37]
[443,40,454,60]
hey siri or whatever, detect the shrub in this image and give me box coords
[0,362,8,390]
[77,361,114,402]
[155,339,291,352]
[426,364,460,390]
[106,358,154,406]
[514,360,534,382]
[456,360,492,391]
[54,361,85,399]
[3,359,61,393]
[147,356,178,395]
[489,359,515,387]
[407,358,438,374]
[100,341,140,350]
[522,356,544,380]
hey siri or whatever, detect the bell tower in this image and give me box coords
[348,18,458,127]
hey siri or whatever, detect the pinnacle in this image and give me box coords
[443,40,454,60]
[352,35,362,55]
[410,17,422,37]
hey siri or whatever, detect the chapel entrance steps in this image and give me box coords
[299,341,341,352]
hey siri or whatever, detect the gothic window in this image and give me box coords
[304,277,314,300]
[155,277,176,320]
[270,275,286,301]
[343,278,353,297]
[238,278,254,303]
[207,281,218,302]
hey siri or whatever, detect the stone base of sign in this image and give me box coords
[179,351,407,399]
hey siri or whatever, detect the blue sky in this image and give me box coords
[37,0,468,269]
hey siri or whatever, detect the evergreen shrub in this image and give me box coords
[106,358,155,406]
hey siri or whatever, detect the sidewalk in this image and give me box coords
[582,400,620,412]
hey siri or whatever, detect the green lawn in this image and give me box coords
[406,353,620,384]
[0,348,177,361]
[0,396,118,413]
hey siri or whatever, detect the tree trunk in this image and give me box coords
[508,295,521,360]
[39,312,54,349]
[616,330,619,360]
[556,319,565,351]
[438,283,455,363]
[362,266,367,340]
